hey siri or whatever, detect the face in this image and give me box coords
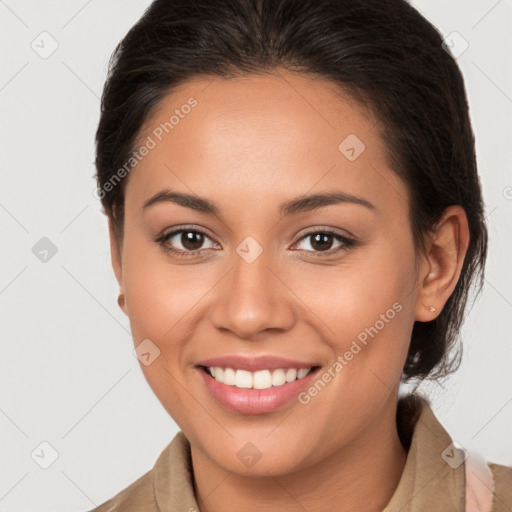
[111,69,422,477]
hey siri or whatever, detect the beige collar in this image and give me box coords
[383,396,465,511]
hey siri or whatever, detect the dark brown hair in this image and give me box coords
[94,0,488,383]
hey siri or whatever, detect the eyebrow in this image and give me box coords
[142,188,375,217]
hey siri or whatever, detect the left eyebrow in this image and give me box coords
[141,188,376,216]
[279,191,375,216]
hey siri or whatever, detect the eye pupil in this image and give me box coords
[182,231,204,250]
[311,233,333,251]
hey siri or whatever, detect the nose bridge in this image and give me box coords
[208,239,295,338]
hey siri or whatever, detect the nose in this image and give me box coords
[208,249,296,340]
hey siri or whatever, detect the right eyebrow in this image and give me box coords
[142,189,221,216]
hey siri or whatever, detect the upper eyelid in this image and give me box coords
[296,226,354,240]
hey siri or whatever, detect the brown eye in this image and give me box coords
[155,227,219,257]
[293,229,356,257]
[309,232,335,251]
[180,230,205,251]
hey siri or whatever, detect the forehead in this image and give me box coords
[125,70,406,215]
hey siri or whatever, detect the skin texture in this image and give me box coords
[108,69,470,512]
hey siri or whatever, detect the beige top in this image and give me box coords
[89,395,512,512]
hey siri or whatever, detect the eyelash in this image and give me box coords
[153,226,356,259]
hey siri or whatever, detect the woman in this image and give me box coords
[90,0,511,510]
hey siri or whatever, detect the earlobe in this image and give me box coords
[414,206,470,322]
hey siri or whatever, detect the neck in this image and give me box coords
[191,399,407,512]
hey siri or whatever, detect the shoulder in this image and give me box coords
[85,468,157,512]
[489,462,512,512]
[83,431,193,512]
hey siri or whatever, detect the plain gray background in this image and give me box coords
[1,0,511,510]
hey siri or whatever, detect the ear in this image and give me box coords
[414,205,470,322]
[108,216,127,315]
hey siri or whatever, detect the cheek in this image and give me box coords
[121,234,203,340]
[297,235,417,394]
[300,241,416,340]
[120,236,207,424]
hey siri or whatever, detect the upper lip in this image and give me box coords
[196,355,320,372]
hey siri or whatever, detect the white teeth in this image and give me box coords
[271,369,286,386]
[253,370,272,389]
[235,370,253,388]
[223,367,236,385]
[297,368,310,379]
[207,366,312,389]
[285,368,297,382]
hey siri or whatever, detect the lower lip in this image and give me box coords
[197,367,319,415]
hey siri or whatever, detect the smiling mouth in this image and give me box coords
[199,365,321,389]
